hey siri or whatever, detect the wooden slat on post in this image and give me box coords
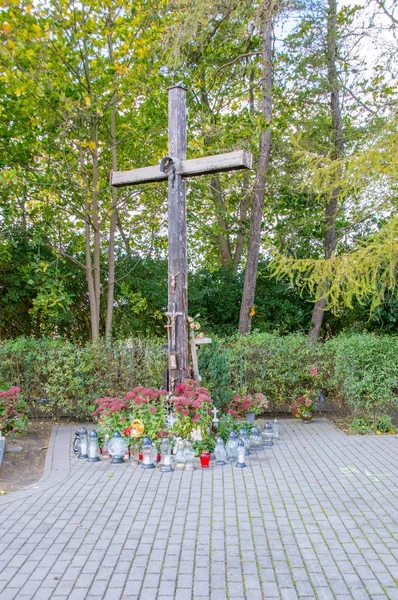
[111,150,252,188]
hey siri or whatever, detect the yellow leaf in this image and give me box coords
[87,141,96,150]
[249,305,256,317]
[85,96,91,107]
[2,23,12,34]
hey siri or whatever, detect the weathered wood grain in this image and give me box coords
[111,150,252,188]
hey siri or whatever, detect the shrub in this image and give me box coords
[0,337,166,419]
[226,333,328,410]
[198,338,232,409]
[349,414,395,434]
[0,387,29,435]
[330,333,398,417]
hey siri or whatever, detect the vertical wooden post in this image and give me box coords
[167,85,188,391]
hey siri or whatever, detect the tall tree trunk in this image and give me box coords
[238,0,274,334]
[79,143,99,341]
[308,0,344,339]
[91,117,101,336]
[233,172,251,271]
[210,175,233,267]
[105,31,119,340]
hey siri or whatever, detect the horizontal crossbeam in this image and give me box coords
[111,150,252,188]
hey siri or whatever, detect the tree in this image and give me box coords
[238,0,278,333]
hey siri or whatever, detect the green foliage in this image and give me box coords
[375,415,395,434]
[192,437,216,456]
[0,387,29,435]
[217,413,252,443]
[0,337,166,419]
[2,332,398,422]
[349,417,372,434]
[198,338,232,409]
[330,333,398,417]
[226,333,326,410]
[349,414,395,434]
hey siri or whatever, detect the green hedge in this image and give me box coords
[201,332,398,416]
[0,337,166,418]
[1,332,397,419]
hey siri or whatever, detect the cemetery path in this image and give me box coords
[1,419,398,600]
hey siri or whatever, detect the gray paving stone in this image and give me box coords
[1,421,398,600]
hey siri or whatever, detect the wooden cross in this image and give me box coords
[111,85,252,391]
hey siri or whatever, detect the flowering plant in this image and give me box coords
[227,392,269,419]
[0,387,29,435]
[291,392,315,418]
[124,387,168,441]
[92,387,168,444]
[169,379,212,439]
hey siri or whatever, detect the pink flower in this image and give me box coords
[192,413,200,423]
[149,407,157,414]
[181,409,189,417]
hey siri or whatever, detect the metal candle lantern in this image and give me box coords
[236,439,246,468]
[108,431,126,464]
[214,437,227,465]
[249,427,263,451]
[87,430,101,462]
[141,436,155,469]
[74,427,89,459]
[184,441,195,471]
[226,430,239,461]
[262,422,274,447]
[160,438,173,472]
[239,428,251,456]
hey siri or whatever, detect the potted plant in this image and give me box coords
[193,437,215,468]
[291,392,315,422]
[227,392,269,422]
[169,379,213,439]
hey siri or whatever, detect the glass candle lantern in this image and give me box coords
[214,437,227,465]
[87,430,101,462]
[101,434,110,458]
[124,445,130,461]
[151,443,158,465]
[160,438,173,472]
[262,421,274,447]
[174,439,186,469]
[273,418,280,440]
[249,427,263,451]
[226,431,239,461]
[239,428,251,456]
[184,441,195,471]
[109,431,127,464]
[236,439,246,468]
[130,440,140,463]
[77,427,88,458]
[141,436,155,469]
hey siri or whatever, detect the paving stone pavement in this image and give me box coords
[1,419,398,600]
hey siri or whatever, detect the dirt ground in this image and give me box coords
[0,420,68,495]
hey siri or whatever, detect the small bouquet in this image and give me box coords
[227,392,269,419]
[291,392,315,419]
